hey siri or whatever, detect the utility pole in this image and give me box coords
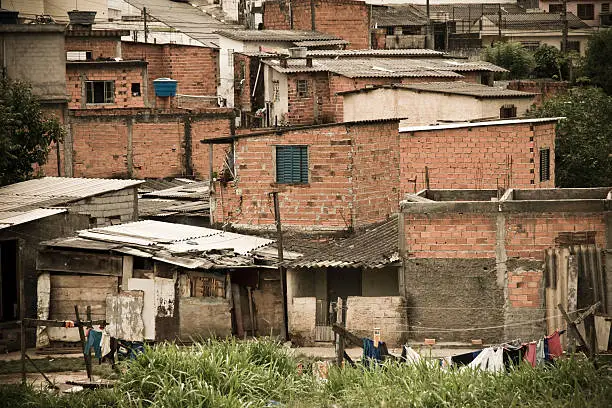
[561,0,568,53]
[271,192,289,341]
[498,4,502,43]
[143,7,148,44]
[426,0,433,49]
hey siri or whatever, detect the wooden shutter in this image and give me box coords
[276,146,308,183]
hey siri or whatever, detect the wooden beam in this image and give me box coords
[558,303,591,357]
[332,324,363,348]
[74,306,92,380]
[23,318,106,328]
[37,250,122,276]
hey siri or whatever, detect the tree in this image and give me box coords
[530,87,612,187]
[584,29,612,95]
[532,44,569,80]
[481,41,535,79]
[0,77,64,186]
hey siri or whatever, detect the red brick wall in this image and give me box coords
[213,120,400,229]
[234,54,253,112]
[508,270,542,308]
[66,64,147,109]
[263,0,370,49]
[122,42,219,107]
[65,37,119,59]
[63,109,232,178]
[286,72,332,125]
[399,122,556,193]
[508,80,569,106]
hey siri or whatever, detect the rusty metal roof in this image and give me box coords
[289,217,400,269]
[215,29,342,42]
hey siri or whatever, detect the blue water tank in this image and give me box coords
[153,78,177,97]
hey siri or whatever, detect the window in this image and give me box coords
[228,48,234,67]
[131,83,141,97]
[539,148,550,182]
[548,4,563,13]
[567,41,581,53]
[297,79,309,98]
[386,26,394,35]
[520,40,541,51]
[272,80,280,102]
[276,146,308,184]
[85,81,114,104]
[500,104,517,118]
[603,3,610,13]
[66,51,92,61]
[577,4,595,20]
[190,276,224,297]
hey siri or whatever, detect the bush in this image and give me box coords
[533,44,569,80]
[584,29,612,95]
[481,41,535,79]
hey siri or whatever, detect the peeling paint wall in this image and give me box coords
[106,291,145,342]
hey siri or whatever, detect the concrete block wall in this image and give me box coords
[288,296,316,342]
[65,37,120,59]
[68,187,137,226]
[345,296,406,346]
[66,64,147,109]
[179,297,232,339]
[399,122,556,193]
[263,0,370,49]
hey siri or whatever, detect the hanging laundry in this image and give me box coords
[466,347,504,373]
[451,350,482,366]
[401,346,421,364]
[85,328,103,360]
[523,342,537,367]
[503,345,523,369]
[536,339,545,365]
[101,330,111,359]
[546,330,563,359]
[363,338,386,366]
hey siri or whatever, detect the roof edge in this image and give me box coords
[399,117,565,133]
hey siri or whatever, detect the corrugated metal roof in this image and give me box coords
[0,208,67,230]
[390,81,537,98]
[483,12,590,30]
[399,117,565,133]
[372,4,428,27]
[293,39,350,47]
[139,178,195,194]
[215,29,342,42]
[289,217,400,269]
[0,177,144,211]
[306,49,445,57]
[142,181,209,199]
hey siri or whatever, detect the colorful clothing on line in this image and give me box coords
[546,330,563,359]
[85,329,103,359]
[524,342,537,367]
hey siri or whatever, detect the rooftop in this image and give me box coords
[306,49,446,57]
[339,81,537,98]
[289,216,399,269]
[399,117,564,133]
[139,180,210,218]
[215,29,343,43]
[372,4,428,27]
[483,12,590,30]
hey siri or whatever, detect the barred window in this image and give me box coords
[297,79,309,98]
[539,148,551,182]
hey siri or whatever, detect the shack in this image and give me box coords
[36,220,290,347]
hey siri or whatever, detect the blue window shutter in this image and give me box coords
[300,147,308,183]
[276,146,308,184]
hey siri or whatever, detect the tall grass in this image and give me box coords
[1,339,610,408]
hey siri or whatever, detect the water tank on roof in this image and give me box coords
[153,78,178,97]
[0,9,19,24]
[68,10,97,26]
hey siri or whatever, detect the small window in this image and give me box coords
[500,104,517,119]
[548,4,563,13]
[386,26,394,35]
[190,276,224,297]
[85,81,114,104]
[276,146,308,184]
[297,79,309,98]
[603,4,610,13]
[577,4,595,20]
[539,148,551,182]
[228,49,234,67]
[67,51,92,61]
[131,83,141,97]
[272,80,280,102]
[567,41,581,53]
[520,40,541,51]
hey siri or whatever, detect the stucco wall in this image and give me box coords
[345,296,406,346]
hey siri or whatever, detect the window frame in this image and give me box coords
[297,79,309,98]
[85,80,115,104]
[603,3,610,13]
[500,104,517,119]
[539,147,551,182]
[548,4,563,13]
[275,145,309,185]
[577,3,595,20]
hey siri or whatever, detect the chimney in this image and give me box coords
[280,58,288,68]
[306,58,313,68]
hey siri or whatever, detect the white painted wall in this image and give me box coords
[342,87,535,126]
[218,36,246,108]
[263,65,289,125]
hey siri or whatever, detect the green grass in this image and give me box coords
[1,339,611,407]
[0,357,115,378]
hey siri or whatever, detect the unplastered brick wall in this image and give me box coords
[263,0,370,49]
[508,80,569,106]
[66,63,147,109]
[122,42,219,106]
[399,121,556,193]
[44,109,233,179]
[212,119,400,230]
[65,36,120,59]
[68,188,137,226]
[286,72,332,125]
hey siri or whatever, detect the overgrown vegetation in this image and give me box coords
[481,42,535,79]
[530,87,612,188]
[1,339,611,407]
[0,77,64,186]
[584,29,612,95]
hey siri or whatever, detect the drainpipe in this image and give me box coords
[310,0,316,31]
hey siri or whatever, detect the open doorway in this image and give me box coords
[0,240,18,322]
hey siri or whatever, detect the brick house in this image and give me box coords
[341,82,538,126]
[205,117,559,232]
[262,0,371,49]
[237,50,505,128]
[284,187,611,346]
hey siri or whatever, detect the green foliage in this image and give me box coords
[481,41,535,79]
[531,87,612,187]
[533,45,569,80]
[1,339,611,407]
[584,29,612,95]
[0,77,64,186]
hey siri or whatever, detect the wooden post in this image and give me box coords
[18,240,26,386]
[335,298,344,366]
[271,192,289,341]
[75,305,92,380]
[247,286,256,336]
[558,303,591,357]
[143,7,148,44]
